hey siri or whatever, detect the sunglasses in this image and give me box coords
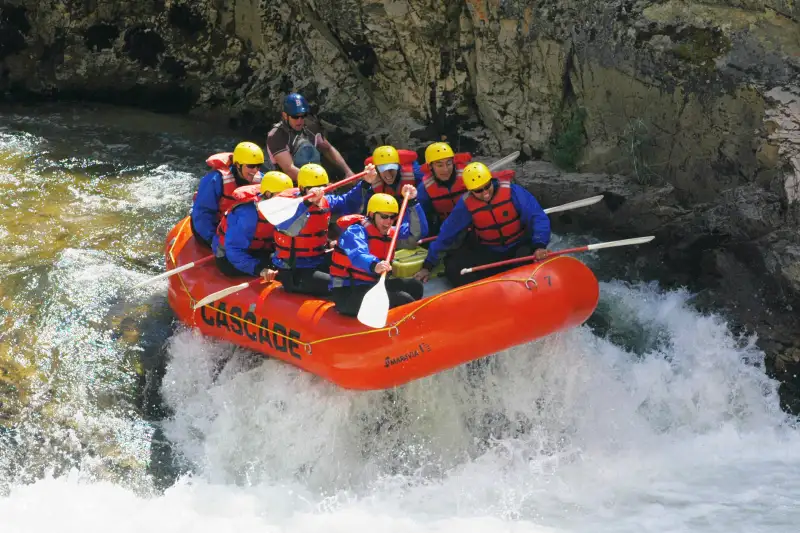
[290,114,307,119]
[376,212,398,220]
[243,163,261,169]
[471,182,493,195]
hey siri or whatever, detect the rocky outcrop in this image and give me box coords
[1,0,799,409]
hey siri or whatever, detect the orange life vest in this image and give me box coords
[273,189,331,261]
[463,180,525,247]
[329,215,393,283]
[364,149,418,201]
[420,152,472,221]
[214,184,276,252]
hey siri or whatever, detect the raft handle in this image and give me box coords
[388,325,400,338]
[525,276,538,291]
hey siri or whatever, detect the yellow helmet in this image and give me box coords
[232,142,265,166]
[373,146,400,172]
[297,163,329,188]
[260,171,293,195]
[462,162,493,191]
[367,193,399,215]
[425,142,454,164]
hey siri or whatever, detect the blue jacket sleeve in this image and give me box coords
[224,204,262,276]
[340,225,380,274]
[412,161,424,185]
[327,181,369,217]
[191,171,223,243]
[423,197,472,268]
[416,181,431,212]
[511,184,551,248]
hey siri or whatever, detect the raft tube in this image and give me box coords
[165,217,599,390]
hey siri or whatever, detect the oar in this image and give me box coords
[357,192,413,329]
[193,278,266,310]
[460,236,656,275]
[259,170,368,225]
[132,255,214,288]
[487,150,520,171]
[417,194,605,244]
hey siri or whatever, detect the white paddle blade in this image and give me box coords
[193,281,251,310]
[487,151,520,171]
[544,195,605,214]
[357,276,390,329]
[587,236,655,251]
[132,261,195,289]
[258,196,302,225]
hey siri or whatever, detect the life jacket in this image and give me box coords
[195,152,263,219]
[420,152,472,221]
[273,188,331,262]
[363,149,418,200]
[330,215,393,283]
[215,184,276,253]
[463,180,525,247]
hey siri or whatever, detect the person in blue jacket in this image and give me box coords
[191,141,265,247]
[269,163,377,296]
[414,162,550,287]
[329,189,428,316]
[212,171,294,281]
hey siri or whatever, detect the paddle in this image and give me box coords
[193,278,266,310]
[258,170,368,226]
[357,192,413,329]
[459,236,656,275]
[417,194,605,244]
[132,255,214,288]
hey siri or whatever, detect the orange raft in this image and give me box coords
[165,217,600,390]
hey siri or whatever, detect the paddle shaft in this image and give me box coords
[300,170,367,201]
[460,236,655,274]
[385,193,412,264]
[133,254,214,288]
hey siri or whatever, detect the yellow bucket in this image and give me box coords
[392,247,446,278]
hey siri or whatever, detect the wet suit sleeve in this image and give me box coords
[341,225,380,274]
[191,171,223,243]
[510,184,551,249]
[422,198,472,270]
[223,204,263,276]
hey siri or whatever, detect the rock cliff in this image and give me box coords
[1,0,799,411]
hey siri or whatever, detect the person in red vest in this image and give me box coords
[414,162,550,287]
[329,191,428,316]
[415,141,472,235]
[362,145,423,207]
[211,171,294,280]
[271,163,377,296]
[191,142,265,248]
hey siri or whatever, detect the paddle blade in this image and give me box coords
[487,151,520,171]
[587,236,655,250]
[193,281,251,310]
[543,195,604,214]
[357,276,390,329]
[258,196,302,225]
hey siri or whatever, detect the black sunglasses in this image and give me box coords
[290,114,307,119]
[243,163,261,169]
[471,182,493,194]
[376,212,398,220]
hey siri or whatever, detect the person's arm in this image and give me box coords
[273,152,300,181]
[395,201,428,249]
[340,225,381,274]
[412,161,424,185]
[267,128,300,180]
[191,171,223,243]
[423,199,472,269]
[511,184,551,249]
[326,179,371,216]
[313,125,354,177]
[223,206,263,276]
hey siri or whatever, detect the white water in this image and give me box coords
[3,281,799,532]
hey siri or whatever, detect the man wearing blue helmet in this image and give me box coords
[266,92,354,181]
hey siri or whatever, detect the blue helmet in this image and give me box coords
[283,93,309,116]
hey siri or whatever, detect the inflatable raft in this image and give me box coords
[165,217,600,390]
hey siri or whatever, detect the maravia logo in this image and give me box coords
[385,342,432,368]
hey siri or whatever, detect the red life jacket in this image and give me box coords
[330,215,393,282]
[364,149,418,201]
[215,185,276,253]
[273,188,331,260]
[420,152,472,222]
[463,180,525,247]
[196,152,263,219]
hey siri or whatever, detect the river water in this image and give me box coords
[0,103,797,532]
